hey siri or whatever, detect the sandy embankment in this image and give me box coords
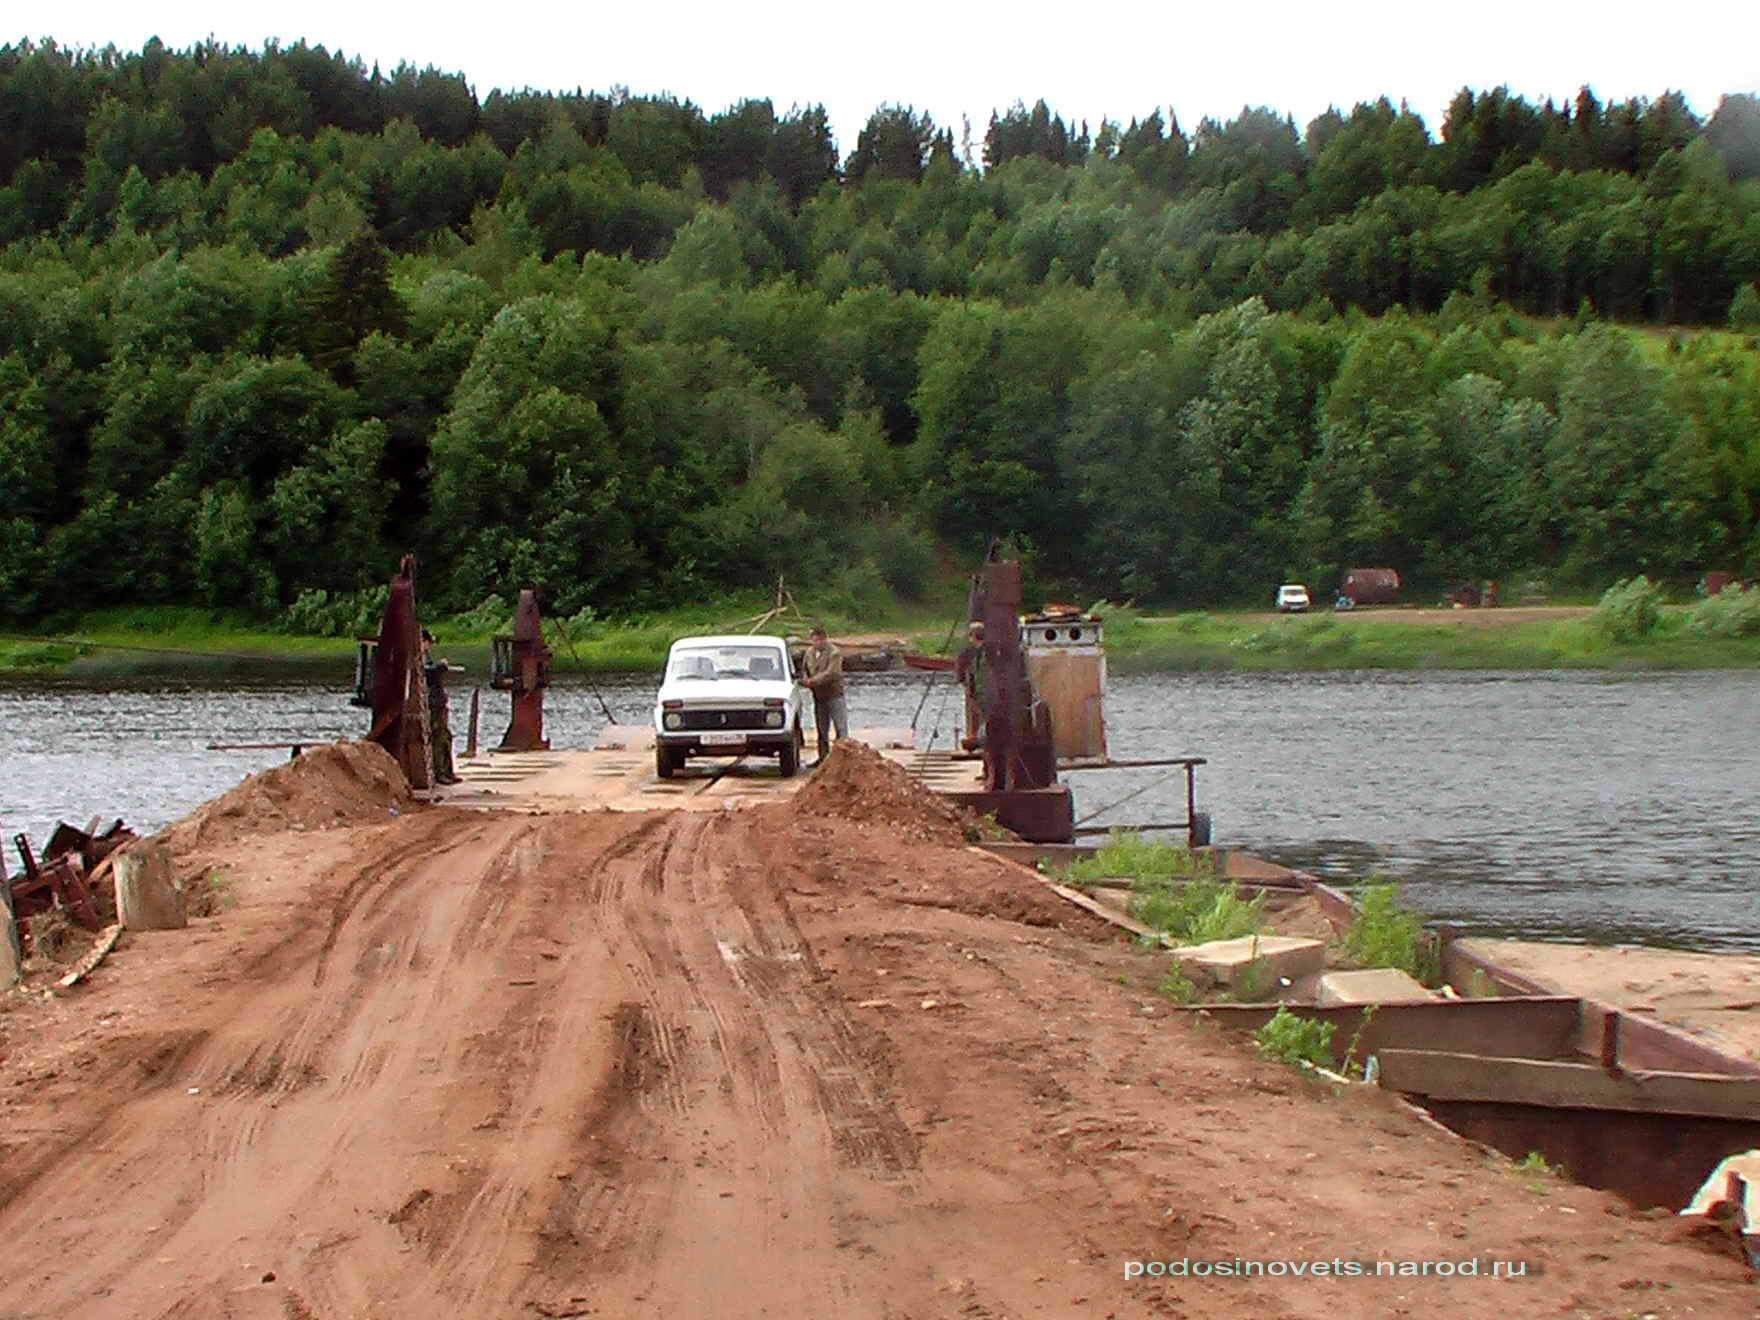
[0,740,1750,1317]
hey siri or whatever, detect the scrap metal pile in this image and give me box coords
[6,818,136,951]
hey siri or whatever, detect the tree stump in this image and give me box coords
[113,842,187,931]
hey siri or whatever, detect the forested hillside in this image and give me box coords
[2,38,1758,621]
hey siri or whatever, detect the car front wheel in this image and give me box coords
[778,723,802,778]
[656,743,683,779]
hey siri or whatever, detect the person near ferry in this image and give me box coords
[800,625,848,763]
[955,620,986,748]
[421,629,462,786]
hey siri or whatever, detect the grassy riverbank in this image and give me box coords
[0,596,962,677]
[7,598,1760,677]
[1103,604,1760,671]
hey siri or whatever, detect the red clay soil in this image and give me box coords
[0,747,1751,1318]
[155,739,413,852]
[790,737,974,845]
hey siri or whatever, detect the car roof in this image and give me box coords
[669,635,788,649]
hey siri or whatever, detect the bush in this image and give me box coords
[1593,576,1665,642]
[1686,585,1760,639]
[446,594,513,638]
[281,586,389,638]
[1730,282,1760,332]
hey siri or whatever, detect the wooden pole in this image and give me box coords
[466,688,480,759]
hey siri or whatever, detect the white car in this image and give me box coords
[653,635,807,778]
[1276,584,1310,613]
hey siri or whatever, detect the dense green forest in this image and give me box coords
[2,37,1758,623]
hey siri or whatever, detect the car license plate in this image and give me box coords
[700,732,746,746]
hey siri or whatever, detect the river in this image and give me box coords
[2,665,1754,952]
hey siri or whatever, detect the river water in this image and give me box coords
[2,665,1754,952]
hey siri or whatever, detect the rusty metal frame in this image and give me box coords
[364,554,432,789]
[491,589,552,752]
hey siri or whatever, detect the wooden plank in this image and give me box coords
[1377,1048,1760,1120]
[56,924,122,990]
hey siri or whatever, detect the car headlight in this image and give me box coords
[765,710,784,728]
[663,712,682,730]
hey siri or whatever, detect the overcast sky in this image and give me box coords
[21,1,1759,156]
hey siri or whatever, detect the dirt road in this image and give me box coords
[0,750,1750,1317]
[1235,606,1593,629]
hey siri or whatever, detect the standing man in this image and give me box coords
[421,629,463,786]
[801,625,847,764]
[955,620,985,749]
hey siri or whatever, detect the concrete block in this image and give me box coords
[0,877,20,986]
[113,841,187,931]
[1174,935,1326,995]
[0,916,18,988]
[1316,968,1437,1007]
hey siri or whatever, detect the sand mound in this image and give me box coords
[789,739,972,845]
[158,740,416,852]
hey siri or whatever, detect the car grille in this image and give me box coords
[677,708,770,731]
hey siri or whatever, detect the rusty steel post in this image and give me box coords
[1601,1009,1623,1076]
[494,590,552,752]
[942,547,1074,842]
[365,555,432,789]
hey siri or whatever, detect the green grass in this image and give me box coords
[1,592,967,676]
[1105,606,1760,672]
[1058,831,1264,946]
[14,584,1760,677]
[4,606,358,676]
[1059,830,1214,887]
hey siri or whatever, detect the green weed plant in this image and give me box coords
[1343,880,1437,983]
[1156,962,1199,1004]
[1253,1006,1336,1070]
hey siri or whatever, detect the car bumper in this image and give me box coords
[655,730,795,755]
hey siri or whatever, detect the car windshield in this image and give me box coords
[667,645,787,681]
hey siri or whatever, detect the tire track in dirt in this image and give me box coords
[515,808,926,1317]
[0,804,911,1318]
[0,810,575,1318]
[690,814,918,1177]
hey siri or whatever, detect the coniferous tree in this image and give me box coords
[303,233,409,384]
